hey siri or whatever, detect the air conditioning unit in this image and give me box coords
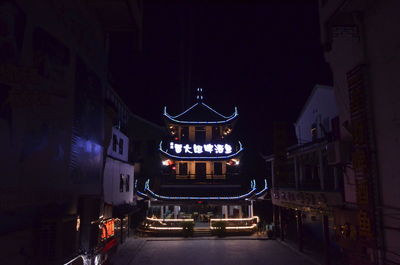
[327,140,351,165]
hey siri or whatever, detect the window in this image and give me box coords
[195,126,206,142]
[181,126,189,141]
[195,163,206,179]
[119,138,124,155]
[126,175,130,192]
[112,134,117,152]
[212,126,220,140]
[214,162,222,175]
[179,163,188,175]
[311,123,317,141]
[120,174,124,192]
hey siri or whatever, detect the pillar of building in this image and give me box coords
[318,148,325,190]
[271,160,275,188]
[294,157,299,189]
[299,158,304,189]
[222,205,228,218]
[248,201,253,217]
[322,215,331,265]
[160,206,164,219]
[229,206,234,216]
[296,210,303,252]
[279,206,285,241]
[173,206,179,218]
[333,167,339,191]
[239,206,243,218]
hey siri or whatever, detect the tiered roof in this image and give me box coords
[163,102,238,124]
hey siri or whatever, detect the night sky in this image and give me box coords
[109,0,332,176]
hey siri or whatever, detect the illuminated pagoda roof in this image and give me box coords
[137,179,268,202]
[163,89,238,124]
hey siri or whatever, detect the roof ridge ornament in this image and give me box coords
[196,87,204,102]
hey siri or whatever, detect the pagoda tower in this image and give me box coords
[139,89,267,234]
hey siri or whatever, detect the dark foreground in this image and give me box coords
[109,237,316,265]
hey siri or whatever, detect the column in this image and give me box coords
[333,167,339,191]
[296,210,303,252]
[271,160,275,188]
[294,157,299,189]
[173,206,179,219]
[222,205,228,218]
[248,201,253,217]
[160,206,164,219]
[229,205,234,216]
[272,205,277,238]
[279,206,285,241]
[299,158,304,189]
[239,206,243,218]
[322,215,331,265]
[318,148,325,190]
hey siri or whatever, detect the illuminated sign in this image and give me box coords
[169,142,232,154]
[159,141,243,159]
[101,219,115,240]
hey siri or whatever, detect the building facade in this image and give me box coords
[138,90,267,234]
[265,85,345,264]
[319,1,400,264]
[0,1,142,264]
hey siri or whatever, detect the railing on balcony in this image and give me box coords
[144,217,194,231]
[210,216,259,230]
[161,173,243,185]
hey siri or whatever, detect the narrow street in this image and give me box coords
[110,238,315,265]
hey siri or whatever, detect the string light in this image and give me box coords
[146,217,194,222]
[210,216,259,222]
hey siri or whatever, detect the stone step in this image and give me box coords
[193,227,212,237]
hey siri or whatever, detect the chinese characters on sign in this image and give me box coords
[169,142,233,155]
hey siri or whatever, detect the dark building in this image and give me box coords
[0,1,142,264]
[264,85,345,265]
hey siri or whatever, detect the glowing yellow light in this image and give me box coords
[210,216,259,222]
[148,226,183,230]
[76,216,80,232]
[162,159,170,166]
[146,217,194,222]
[210,224,257,230]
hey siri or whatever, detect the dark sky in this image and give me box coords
[109,0,332,160]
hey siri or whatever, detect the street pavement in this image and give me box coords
[109,237,317,265]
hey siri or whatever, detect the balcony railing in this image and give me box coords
[210,216,259,230]
[144,217,194,231]
[161,173,243,185]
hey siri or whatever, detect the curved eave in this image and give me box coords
[144,179,257,201]
[251,179,269,199]
[159,141,244,160]
[163,104,239,125]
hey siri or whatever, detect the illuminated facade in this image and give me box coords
[139,89,267,233]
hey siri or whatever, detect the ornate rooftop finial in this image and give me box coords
[196,88,204,102]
